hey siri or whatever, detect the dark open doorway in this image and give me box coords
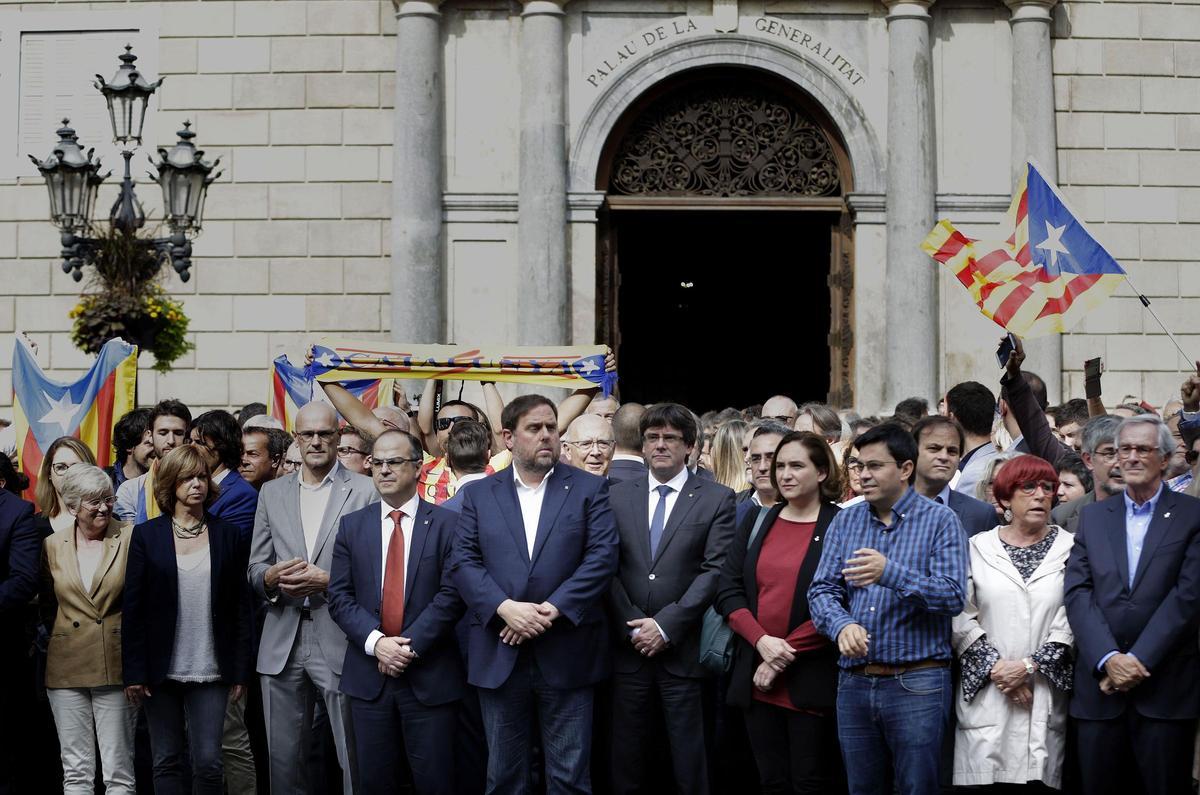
[611,210,836,413]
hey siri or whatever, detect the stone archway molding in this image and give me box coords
[570,32,885,198]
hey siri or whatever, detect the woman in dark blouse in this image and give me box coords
[715,431,844,794]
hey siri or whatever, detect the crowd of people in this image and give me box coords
[1,335,1199,795]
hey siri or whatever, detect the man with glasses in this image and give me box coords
[282,443,303,476]
[736,422,791,523]
[606,403,737,794]
[249,401,377,795]
[1065,415,1200,795]
[809,423,968,795]
[561,414,616,477]
[1052,416,1124,535]
[761,395,798,427]
[337,426,372,476]
[115,399,192,524]
[328,430,469,794]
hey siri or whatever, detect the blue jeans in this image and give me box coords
[141,681,229,795]
[477,651,593,794]
[836,667,950,795]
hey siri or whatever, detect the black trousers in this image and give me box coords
[743,700,843,795]
[611,660,709,794]
[349,677,458,795]
[1075,710,1196,795]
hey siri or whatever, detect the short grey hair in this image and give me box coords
[58,465,114,512]
[1117,414,1175,458]
[1082,415,1122,457]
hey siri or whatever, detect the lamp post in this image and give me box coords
[29,45,219,283]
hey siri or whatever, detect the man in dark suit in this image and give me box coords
[607,403,647,485]
[452,394,618,793]
[1064,415,1200,795]
[189,410,259,536]
[328,430,468,794]
[0,486,38,795]
[911,416,997,536]
[606,403,736,793]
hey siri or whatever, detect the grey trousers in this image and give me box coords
[222,690,256,795]
[261,622,357,794]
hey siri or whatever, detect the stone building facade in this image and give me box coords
[0,0,1197,415]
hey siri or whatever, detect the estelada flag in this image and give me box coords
[11,337,138,501]
[268,354,390,432]
[922,161,1127,337]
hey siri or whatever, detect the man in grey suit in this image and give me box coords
[606,403,737,794]
[248,402,377,794]
[1053,415,1124,534]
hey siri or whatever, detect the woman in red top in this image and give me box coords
[715,431,845,794]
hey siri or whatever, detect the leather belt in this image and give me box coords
[849,659,949,677]
[299,607,314,621]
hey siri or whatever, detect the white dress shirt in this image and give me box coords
[638,467,690,644]
[212,468,230,486]
[455,472,489,489]
[366,493,420,656]
[298,463,340,559]
[514,467,554,557]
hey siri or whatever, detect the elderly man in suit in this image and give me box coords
[1065,414,1200,795]
[910,416,998,536]
[0,479,39,795]
[248,401,377,794]
[452,394,618,794]
[328,430,467,795]
[606,403,736,793]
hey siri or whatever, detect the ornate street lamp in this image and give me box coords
[29,44,217,282]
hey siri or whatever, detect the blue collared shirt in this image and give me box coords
[1123,484,1164,589]
[808,488,969,668]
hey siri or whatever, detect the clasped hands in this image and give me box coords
[497,599,559,646]
[265,557,329,598]
[375,636,417,677]
[991,659,1033,708]
[626,617,667,657]
[753,635,797,691]
[1100,653,1150,695]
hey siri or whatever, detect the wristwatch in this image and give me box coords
[1022,657,1036,675]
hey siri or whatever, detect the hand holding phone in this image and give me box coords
[1084,357,1103,400]
[997,333,1018,369]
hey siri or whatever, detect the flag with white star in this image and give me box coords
[11,336,138,500]
[268,353,391,432]
[922,161,1126,337]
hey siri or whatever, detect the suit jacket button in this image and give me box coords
[72,621,79,628]
[374,608,379,615]
[648,573,656,580]
[96,619,102,625]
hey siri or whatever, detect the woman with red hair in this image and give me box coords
[951,454,1076,790]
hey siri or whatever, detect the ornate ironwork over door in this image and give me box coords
[609,81,842,198]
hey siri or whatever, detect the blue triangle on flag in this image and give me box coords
[1026,163,1127,279]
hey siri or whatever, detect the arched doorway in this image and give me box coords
[595,68,855,412]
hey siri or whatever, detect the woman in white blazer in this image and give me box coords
[952,454,1075,790]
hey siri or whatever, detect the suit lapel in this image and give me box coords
[58,532,88,604]
[1131,488,1176,592]
[366,505,384,607]
[493,469,531,566]
[651,474,701,566]
[311,467,353,561]
[530,468,571,568]
[1103,498,1131,590]
[630,476,652,563]
[405,501,434,606]
[281,472,305,559]
[88,519,125,600]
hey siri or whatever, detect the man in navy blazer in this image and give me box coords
[452,395,618,794]
[911,416,998,536]
[328,430,467,795]
[1065,415,1200,795]
[0,486,38,795]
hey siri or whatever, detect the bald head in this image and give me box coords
[562,414,615,476]
[612,402,646,454]
[295,400,336,427]
[373,405,410,433]
[762,395,798,425]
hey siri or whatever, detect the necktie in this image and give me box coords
[649,485,673,559]
[380,509,406,637]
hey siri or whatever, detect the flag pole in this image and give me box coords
[1123,275,1195,366]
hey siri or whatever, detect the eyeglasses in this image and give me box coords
[295,429,337,442]
[1118,444,1160,459]
[1091,447,1118,463]
[766,415,796,424]
[81,496,116,511]
[436,416,472,432]
[369,457,422,470]
[51,461,79,475]
[283,459,302,470]
[565,439,614,452]
[337,446,367,457]
[1017,480,1057,495]
[644,433,686,446]
[847,460,898,475]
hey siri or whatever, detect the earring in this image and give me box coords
[1003,508,1013,523]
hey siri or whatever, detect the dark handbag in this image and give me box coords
[698,506,771,675]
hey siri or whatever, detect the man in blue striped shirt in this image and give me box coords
[809,423,968,795]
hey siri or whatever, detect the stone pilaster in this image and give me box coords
[517,0,569,346]
[883,1,938,407]
[391,1,444,343]
[1007,0,1062,402]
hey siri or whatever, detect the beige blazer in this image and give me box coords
[41,517,131,688]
